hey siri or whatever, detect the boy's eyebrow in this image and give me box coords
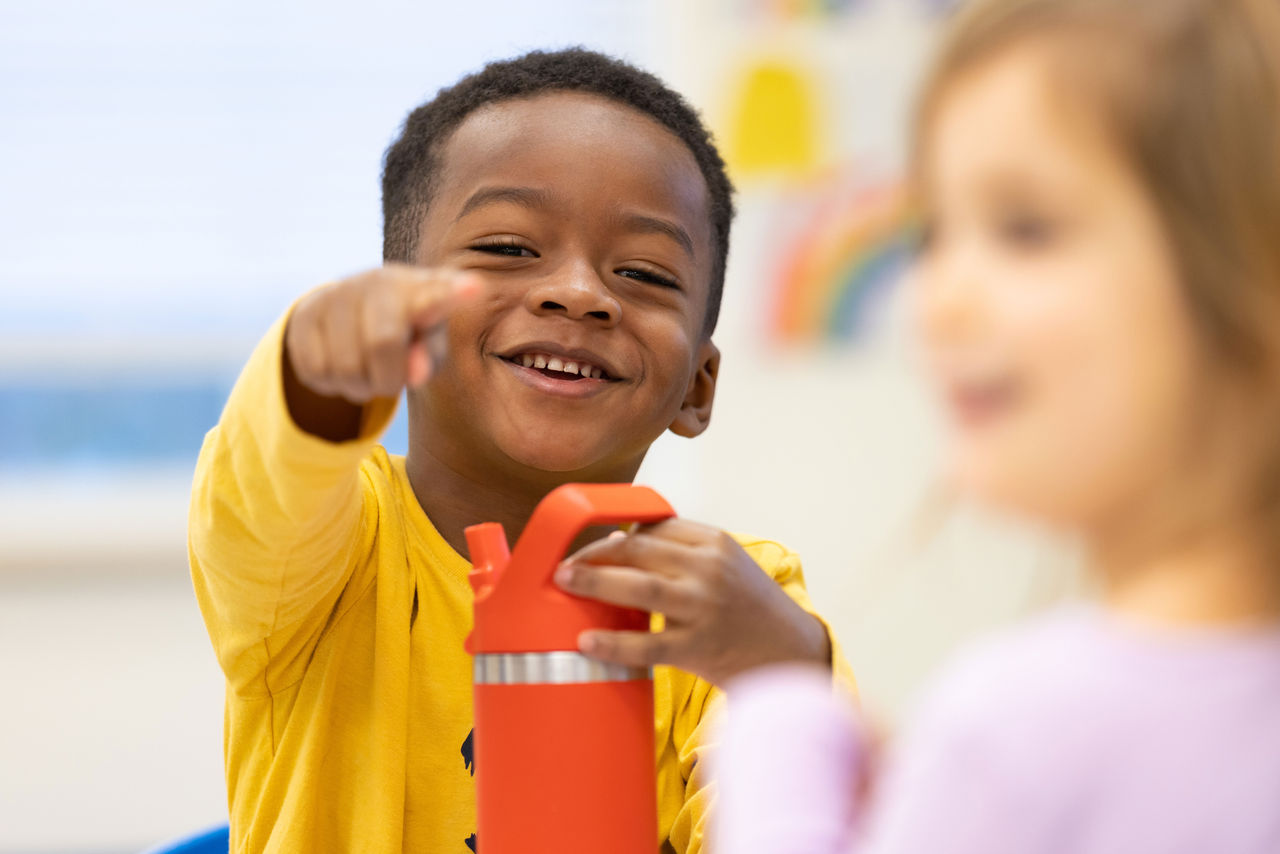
[455,185,551,221]
[617,212,697,260]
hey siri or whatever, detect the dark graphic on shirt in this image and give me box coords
[462,728,477,851]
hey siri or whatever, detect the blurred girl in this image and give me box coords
[715,0,1280,851]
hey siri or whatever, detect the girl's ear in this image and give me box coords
[669,340,720,439]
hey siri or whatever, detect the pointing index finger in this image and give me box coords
[403,268,484,329]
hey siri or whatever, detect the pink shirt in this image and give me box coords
[715,606,1280,854]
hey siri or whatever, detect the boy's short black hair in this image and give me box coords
[381,48,735,334]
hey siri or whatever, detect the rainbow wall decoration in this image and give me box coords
[735,0,870,21]
[731,0,954,23]
[768,181,916,344]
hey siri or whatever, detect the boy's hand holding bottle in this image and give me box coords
[556,522,832,687]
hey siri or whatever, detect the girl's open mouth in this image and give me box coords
[948,376,1024,429]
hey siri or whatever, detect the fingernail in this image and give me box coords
[554,564,574,587]
[608,530,626,540]
[578,632,598,654]
[407,347,430,387]
[453,273,484,297]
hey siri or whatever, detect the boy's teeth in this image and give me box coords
[513,352,607,379]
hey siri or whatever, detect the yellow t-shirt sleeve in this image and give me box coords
[662,672,723,854]
[662,538,856,853]
[188,306,397,693]
[758,543,859,697]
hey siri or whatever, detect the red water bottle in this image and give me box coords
[465,483,676,854]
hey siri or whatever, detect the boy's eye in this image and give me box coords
[618,267,680,290]
[471,239,538,258]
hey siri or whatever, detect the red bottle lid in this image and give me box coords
[465,484,675,655]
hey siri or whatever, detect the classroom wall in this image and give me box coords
[0,2,1080,851]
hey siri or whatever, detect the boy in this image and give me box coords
[190,48,850,854]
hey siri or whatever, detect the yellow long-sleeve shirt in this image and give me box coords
[189,312,852,854]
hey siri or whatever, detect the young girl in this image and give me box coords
[715,0,1280,851]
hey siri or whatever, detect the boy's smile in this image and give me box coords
[408,91,719,479]
[497,345,621,396]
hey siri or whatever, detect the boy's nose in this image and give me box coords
[525,264,621,326]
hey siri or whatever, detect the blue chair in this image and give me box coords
[139,823,229,854]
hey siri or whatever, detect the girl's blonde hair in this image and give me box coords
[913,0,1280,554]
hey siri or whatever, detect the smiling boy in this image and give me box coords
[189,49,849,854]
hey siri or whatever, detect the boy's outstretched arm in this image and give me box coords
[188,265,477,689]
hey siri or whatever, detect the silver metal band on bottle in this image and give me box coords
[473,651,651,685]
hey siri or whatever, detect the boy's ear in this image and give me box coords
[669,339,720,439]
